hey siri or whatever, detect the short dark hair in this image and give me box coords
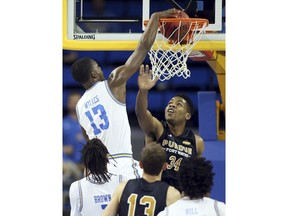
[140,143,167,176]
[81,138,111,183]
[178,157,214,199]
[174,94,195,115]
[70,57,94,85]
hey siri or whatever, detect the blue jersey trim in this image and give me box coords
[85,81,100,92]
[131,159,141,178]
[108,153,133,159]
[104,80,126,106]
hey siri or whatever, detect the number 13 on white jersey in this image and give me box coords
[85,104,110,136]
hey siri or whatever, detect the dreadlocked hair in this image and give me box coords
[81,138,111,183]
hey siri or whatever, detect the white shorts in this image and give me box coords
[107,155,143,181]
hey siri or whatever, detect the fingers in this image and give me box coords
[168,8,181,17]
[159,8,181,19]
[139,64,144,74]
[145,65,150,74]
[140,65,155,80]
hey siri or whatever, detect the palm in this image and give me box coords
[137,65,159,90]
[138,73,157,90]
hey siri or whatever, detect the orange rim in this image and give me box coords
[144,18,209,28]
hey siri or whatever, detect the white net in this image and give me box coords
[148,19,208,81]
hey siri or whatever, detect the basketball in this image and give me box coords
[160,11,190,44]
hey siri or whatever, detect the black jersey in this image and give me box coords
[157,121,197,192]
[118,178,169,216]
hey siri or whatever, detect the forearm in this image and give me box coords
[136,88,163,138]
[124,13,161,71]
[135,89,149,118]
[140,12,161,51]
[118,13,160,81]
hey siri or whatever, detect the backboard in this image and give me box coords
[63,0,225,51]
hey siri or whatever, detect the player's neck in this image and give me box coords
[84,79,99,90]
[142,173,161,183]
[168,123,185,136]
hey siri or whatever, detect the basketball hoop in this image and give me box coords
[144,18,208,81]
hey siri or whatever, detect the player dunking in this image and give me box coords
[135,64,204,192]
[70,8,182,180]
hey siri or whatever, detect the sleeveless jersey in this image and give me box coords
[157,197,226,216]
[118,178,169,216]
[76,80,132,156]
[69,174,122,216]
[157,121,197,191]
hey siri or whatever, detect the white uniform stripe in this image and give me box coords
[77,180,83,212]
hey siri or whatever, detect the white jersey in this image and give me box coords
[69,174,122,216]
[157,197,225,216]
[76,80,132,156]
[76,80,141,179]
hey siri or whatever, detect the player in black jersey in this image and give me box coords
[102,144,180,216]
[135,64,204,192]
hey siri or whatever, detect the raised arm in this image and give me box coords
[108,8,181,88]
[135,65,163,141]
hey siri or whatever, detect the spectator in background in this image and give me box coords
[63,91,85,165]
[102,144,181,216]
[81,0,120,33]
[70,138,123,216]
[63,50,81,88]
[157,157,226,216]
[63,91,85,214]
[63,50,78,66]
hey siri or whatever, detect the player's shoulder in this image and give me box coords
[214,199,226,216]
[167,185,181,196]
[194,133,204,143]
[71,177,84,187]
[70,180,78,189]
[69,179,81,197]
[216,199,226,208]
[113,180,128,199]
[205,197,226,206]
[166,186,181,206]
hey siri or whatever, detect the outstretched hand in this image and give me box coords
[158,8,182,18]
[137,65,159,90]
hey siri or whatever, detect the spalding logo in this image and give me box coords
[73,34,95,40]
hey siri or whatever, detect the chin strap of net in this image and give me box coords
[148,19,208,81]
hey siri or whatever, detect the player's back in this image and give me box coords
[118,178,169,216]
[69,174,122,216]
[76,80,133,155]
[158,197,226,216]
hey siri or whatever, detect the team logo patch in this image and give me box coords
[182,140,191,145]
